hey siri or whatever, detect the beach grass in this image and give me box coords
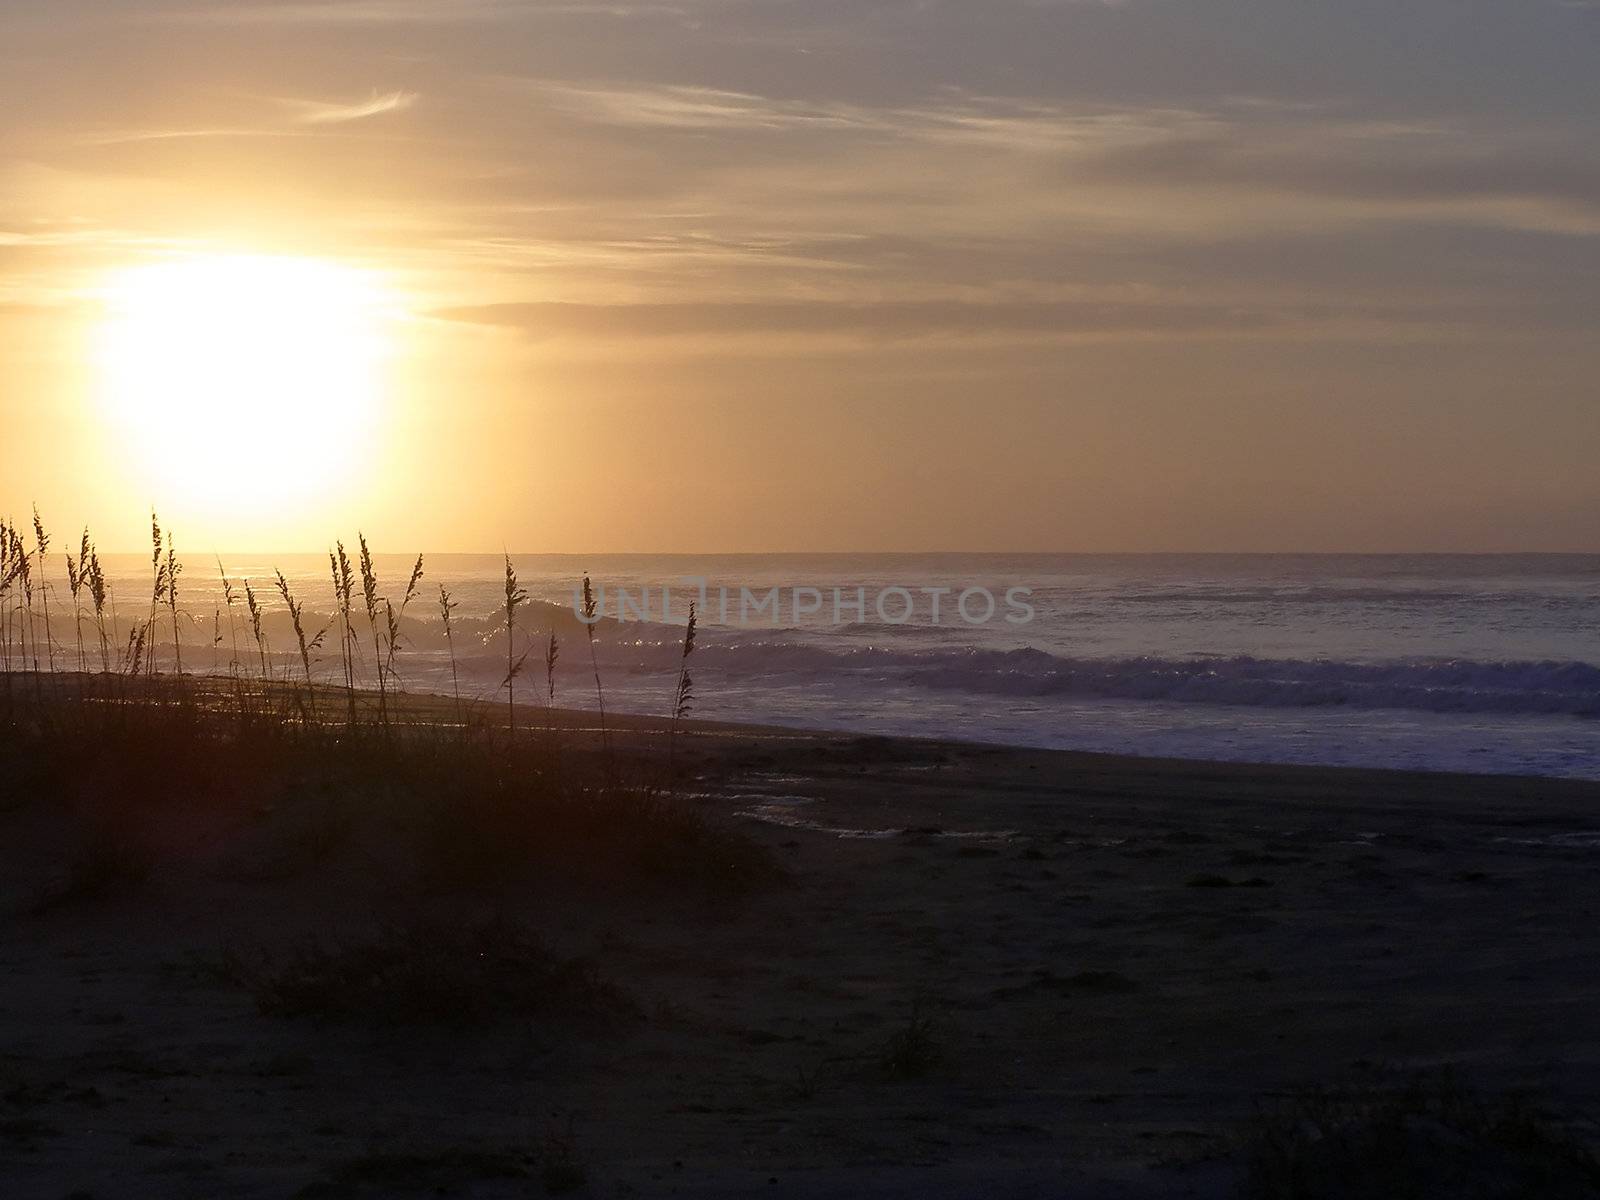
[3,670,777,905]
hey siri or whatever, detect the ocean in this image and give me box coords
[77,552,1600,781]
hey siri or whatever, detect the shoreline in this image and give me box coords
[5,673,1600,1195]
[12,666,1600,793]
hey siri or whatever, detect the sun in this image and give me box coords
[93,254,397,514]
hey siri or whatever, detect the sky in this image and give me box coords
[1,0,1598,552]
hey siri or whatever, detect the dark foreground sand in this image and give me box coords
[5,697,1600,1198]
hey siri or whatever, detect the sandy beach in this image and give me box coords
[7,0,1600,1188]
[5,684,1600,1198]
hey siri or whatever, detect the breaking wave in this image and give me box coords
[678,640,1600,718]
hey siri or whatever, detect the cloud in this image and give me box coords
[153,1,686,25]
[523,79,1198,146]
[531,82,865,132]
[79,127,306,146]
[67,92,420,148]
[431,297,1349,346]
[514,79,1600,236]
[5,6,1598,358]
[153,1,517,25]
[283,90,419,124]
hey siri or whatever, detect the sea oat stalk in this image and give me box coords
[332,544,357,726]
[32,507,54,673]
[581,575,611,762]
[244,578,268,686]
[382,554,424,692]
[669,601,697,778]
[148,511,164,677]
[438,583,463,730]
[87,551,109,672]
[357,535,388,729]
[164,532,182,675]
[275,570,319,722]
[502,555,529,731]
[67,528,90,673]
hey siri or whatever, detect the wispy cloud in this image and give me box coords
[79,127,298,146]
[525,79,1260,152]
[434,296,1290,339]
[154,1,684,25]
[515,79,1600,236]
[6,2,1599,360]
[530,82,867,132]
[154,1,511,25]
[75,91,420,146]
[282,89,419,124]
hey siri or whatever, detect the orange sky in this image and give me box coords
[2,0,1598,552]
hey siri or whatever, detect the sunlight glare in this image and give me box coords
[93,254,396,513]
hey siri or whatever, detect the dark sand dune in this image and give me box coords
[4,684,1600,1197]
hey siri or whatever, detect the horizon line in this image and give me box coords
[81,547,1600,558]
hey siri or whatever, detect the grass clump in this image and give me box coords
[537,1115,588,1195]
[413,753,779,899]
[1243,1068,1600,1199]
[215,917,635,1028]
[3,675,779,902]
[29,819,154,915]
[880,1006,942,1080]
[296,1147,530,1198]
